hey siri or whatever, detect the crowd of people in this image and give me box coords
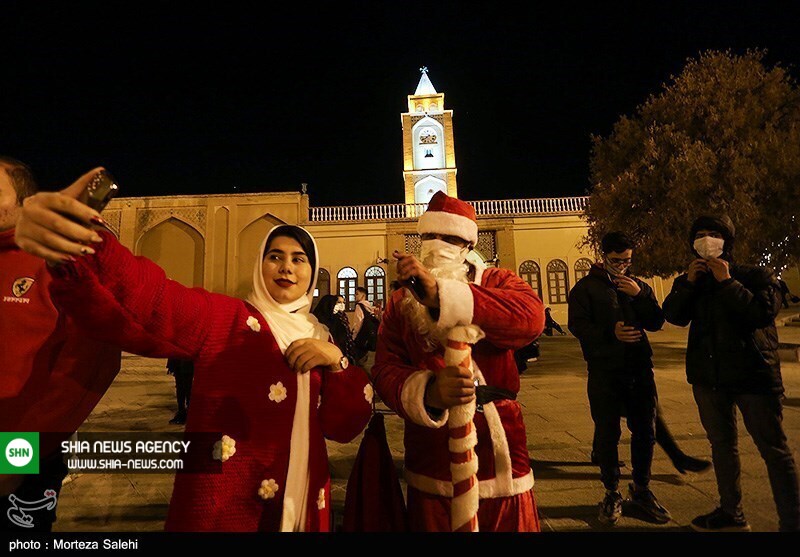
[2,159,798,533]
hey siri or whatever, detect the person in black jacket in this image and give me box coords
[312,294,358,364]
[568,232,670,525]
[663,214,800,532]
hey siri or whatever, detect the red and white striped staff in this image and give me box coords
[443,324,484,532]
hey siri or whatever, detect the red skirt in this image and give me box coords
[407,486,541,532]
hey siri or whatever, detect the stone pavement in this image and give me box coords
[52,310,800,533]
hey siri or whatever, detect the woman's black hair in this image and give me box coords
[264,225,317,292]
[312,294,339,327]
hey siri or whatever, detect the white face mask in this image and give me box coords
[333,302,345,314]
[693,236,725,260]
[419,239,468,269]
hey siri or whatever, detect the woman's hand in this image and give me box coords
[285,338,344,373]
[14,167,106,265]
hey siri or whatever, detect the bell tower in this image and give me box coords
[401,67,458,205]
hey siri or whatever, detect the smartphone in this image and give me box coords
[81,169,119,213]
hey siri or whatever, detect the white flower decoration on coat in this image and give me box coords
[246,316,261,332]
[317,394,322,409]
[364,383,374,404]
[212,435,236,462]
[317,488,326,510]
[269,382,287,403]
[258,479,279,500]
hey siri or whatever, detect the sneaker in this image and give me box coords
[598,490,623,524]
[627,483,671,524]
[671,454,712,475]
[690,507,751,532]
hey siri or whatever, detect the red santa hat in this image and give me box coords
[417,191,478,246]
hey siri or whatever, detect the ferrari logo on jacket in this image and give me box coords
[12,277,35,298]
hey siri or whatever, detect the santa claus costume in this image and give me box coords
[372,192,546,531]
[47,225,373,532]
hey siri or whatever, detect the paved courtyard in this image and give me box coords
[52,310,800,532]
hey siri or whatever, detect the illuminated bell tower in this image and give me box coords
[401,67,458,205]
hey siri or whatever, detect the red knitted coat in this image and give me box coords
[48,230,373,531]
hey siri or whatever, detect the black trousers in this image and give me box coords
[693,385,800,531]
[174,371,193,412]
[1,454,68,532]
[588,368,657,491]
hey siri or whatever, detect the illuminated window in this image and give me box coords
[337,267,358,311]
[547,259,569,304]
[519,260,542,298]
[574,258,594,282]
[365,266,386,307]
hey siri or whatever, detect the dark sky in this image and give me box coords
[2,2,799,207]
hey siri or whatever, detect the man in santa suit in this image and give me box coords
[372,191,545,531]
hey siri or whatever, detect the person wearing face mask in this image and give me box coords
[13,167,373,532]
[663,214,800,532]
[313,294,358,365]
[568,232,672,525]
[372,191,545,531]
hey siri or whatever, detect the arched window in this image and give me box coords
[365,266,386,307]
[518,260,542,298]
[574,258,594,282]
[314,268,330,304]
[337,267,358,311]
[547,259,569,304]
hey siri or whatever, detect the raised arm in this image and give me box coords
[662,274,696,327]
[14,170,212,358]
[372,294,450,429]
[48,230,212,359]
[716,267,781,328]
[435,268,544,349]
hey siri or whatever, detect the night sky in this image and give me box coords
[3,2,799,207]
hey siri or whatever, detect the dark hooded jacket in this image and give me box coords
[662,215,783,394]
[568,263,665,373]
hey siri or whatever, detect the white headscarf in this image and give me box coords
[247,225,329,353]
[246,224,328,532]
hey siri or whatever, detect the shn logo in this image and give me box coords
[12,277,35,298]
[0,433,39,474]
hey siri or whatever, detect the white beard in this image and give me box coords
[401,260,471,352]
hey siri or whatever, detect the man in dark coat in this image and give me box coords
[568,232,670,525]
[663,214,800,532]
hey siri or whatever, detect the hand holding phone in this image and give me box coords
[80,169,119,213]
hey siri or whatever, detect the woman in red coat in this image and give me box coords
[14,168,373,532]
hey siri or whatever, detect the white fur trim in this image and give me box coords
[400,370,449,428]
[418,211,478,245]
[436,279,474,330]
[474,363,517,495]
[448,430,479,454]
[447,324,485,345]
[404,469,534,499]
[450,460,479,484]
